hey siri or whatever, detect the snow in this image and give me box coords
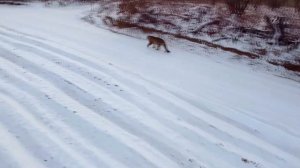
[0,3,299,168]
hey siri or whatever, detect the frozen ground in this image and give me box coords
[0,3,300,168]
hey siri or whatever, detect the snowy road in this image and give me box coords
[0,4,300,168]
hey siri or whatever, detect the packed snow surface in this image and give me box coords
[0,3,299,168]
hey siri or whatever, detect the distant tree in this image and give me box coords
[225,0,251,15]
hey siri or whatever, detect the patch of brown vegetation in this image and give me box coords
[0,0,25,5]
[269,61,300,72]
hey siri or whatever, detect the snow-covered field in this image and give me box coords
[0,3,300,168]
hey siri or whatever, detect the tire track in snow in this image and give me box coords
[0,123,46,168]
[0,25,299,168]
[0,80,154,168]
[0,30,242,168]
[0,58,161,168]
[0,88,101,168]
[0,26,292,168]
[0,29,240,167]
[0,29,258,167]
[0,29,280,168]
[0,83,128,168]
[0,43,282,168]
[0,92,84,168]
[0,48,182,168]
[0,93,96,168]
